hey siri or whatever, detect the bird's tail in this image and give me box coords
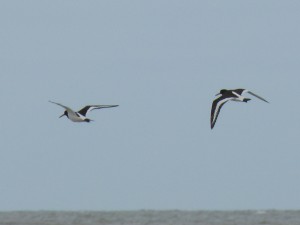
[243,98,251,103]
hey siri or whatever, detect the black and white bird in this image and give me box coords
[49,101,118,122]
[210,89,269,129]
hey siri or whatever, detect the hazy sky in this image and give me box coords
[0,0,300,211]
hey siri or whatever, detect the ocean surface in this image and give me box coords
[0,210,299,225]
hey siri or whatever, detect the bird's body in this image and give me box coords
[49,101,118,122]
[210,89,269,129]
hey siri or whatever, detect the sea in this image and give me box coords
[0,210,299,225]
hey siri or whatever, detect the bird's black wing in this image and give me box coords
[77,106,91,116]
[78,105,119,116]
[232,89,246,95]
[210,95,233,129]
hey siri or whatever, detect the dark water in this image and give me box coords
[0,210,300,225]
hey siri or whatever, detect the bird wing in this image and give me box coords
[49,101,74,111]
[211,96,233,129]
[232,89,247,95]
[246,91,269,103]
[78,105,119,116]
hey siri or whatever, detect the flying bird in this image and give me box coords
[49,101,118,122]
[210,89,269,129]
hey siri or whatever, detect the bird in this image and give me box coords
[210,89,269,129]
[49,101,118,122]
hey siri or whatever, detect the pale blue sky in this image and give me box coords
[0,0,300,210]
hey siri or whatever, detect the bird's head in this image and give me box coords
[59,110,68,118]
[215,89,228,96]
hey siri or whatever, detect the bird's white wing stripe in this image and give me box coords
[87,106,99,113]
[232,91,242,98]
[76,113,87,120]
[212,97,232,124]
[87,105,118,114]
[87,106,108,113]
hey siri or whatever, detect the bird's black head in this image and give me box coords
[220,89,228,94]
[59,110,68,118]
[215,89,228,96]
